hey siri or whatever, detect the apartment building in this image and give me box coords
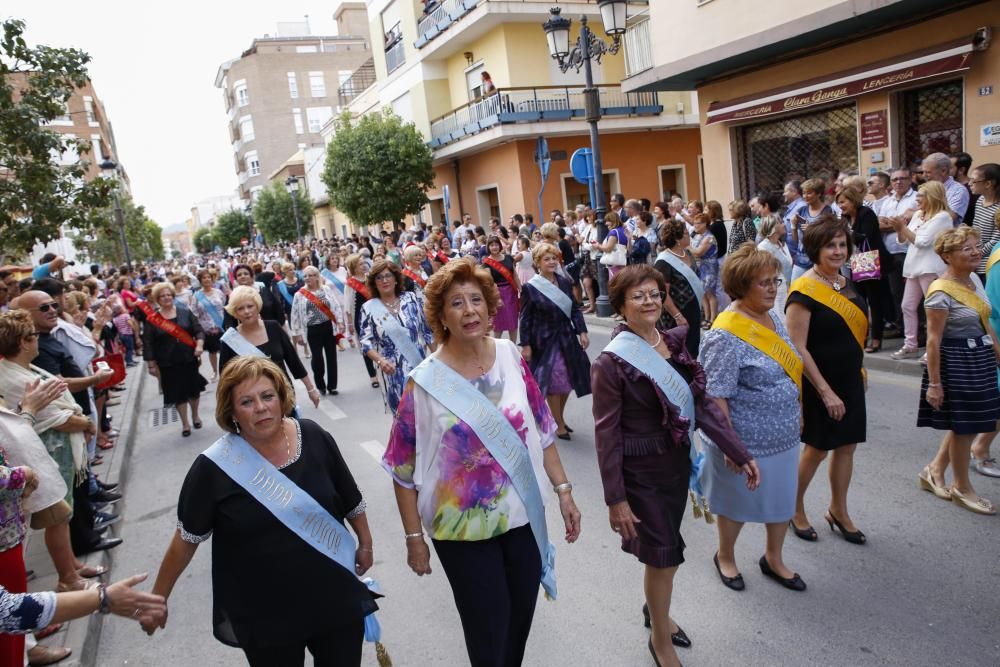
[621,0,998,202]
[345,0,701,228]
[215,6,372,204]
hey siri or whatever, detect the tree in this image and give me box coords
[253,182,310,244]
[213,209,250,249]
[322,109,435,230]
[76,195,163,265]
[193,227,214,254]
[0,19,113,256]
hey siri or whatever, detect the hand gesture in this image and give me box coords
[22,377,67,415]
[406,539,432,576]
[104,573,167,630]
[94,367,115,384]
[608,501,641,541]
[559,492,581,543]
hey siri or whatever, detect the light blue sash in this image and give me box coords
[363,298,425,369]
[220,327,265,358]
[604,331,708,509]
[527,274,571,320]
[195,290,224,329]
[277,281,294,306]
[321,269,345,294]
[203,431,384,644]
[656,250,704,304]
[409,357,557,600]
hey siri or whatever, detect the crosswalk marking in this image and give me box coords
[359,440,385,464]
[317,398,347,421]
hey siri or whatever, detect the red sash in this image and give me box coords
[300,288,339,324]
[402,268,427,288]
[433,251,450,265]
[136,301,196,349]
[483,256,515,286]
[347,277,370,300]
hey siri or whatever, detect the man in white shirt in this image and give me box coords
[922,152,969,224]
[878,168,918,330]
[623,199,642,235]
[864,172,891,215]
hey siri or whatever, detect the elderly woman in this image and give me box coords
[916,227,1000,515]
[592,264,758,667]
[344,254,379,389]
[400,245,429,299]
[219,286,320,408]
[788,179,833,279]
[838,185,891,353]
[890,181,955,360]
[757,214,792,323]
[519,243,590,440]
[322,254,351,319]
[690,213,720,328]
[727,200,757,253]
[484,234,521,342]
[142,283,207,437]
[228,263,284,326]
[701,244,804,593]
[655,219,703,357]
[191,269,226,382]
[290,266,347,397]
[384,258,580,667]
[787,216,869,544]
[360,259,433,413]
[274,261,308,357]
[145,358,378,665]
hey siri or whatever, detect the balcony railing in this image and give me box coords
[623,13,653,77]
[385,39,406,74]
[415,0,480,48]
[339,58,376,108]
[428,84,662,149]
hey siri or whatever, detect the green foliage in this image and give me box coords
[0,18,113,255]
[193,227,214,254]
[252,182,309,243]
[213,209,251,249]
[321,109,435,229]
[75,195,163,265]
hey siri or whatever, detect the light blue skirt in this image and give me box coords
[701,442,798,524]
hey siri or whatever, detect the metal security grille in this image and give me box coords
[737,105,858,199]
[900,79,963,168]
[148,407,180,429]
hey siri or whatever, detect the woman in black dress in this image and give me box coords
[144,357,377,666]
[654,219,702,357]
[143,283,207,437]
[837,187,891,353]
[344,254,379,388]
[786,216,869,545]
[222,263,285,328]
[218,285,320,408]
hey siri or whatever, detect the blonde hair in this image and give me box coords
[345,253,364,276]
[150,282,175,302]
[540,222,560,242]
[934,225,980,262]
[215,357,295,431]
[225,285,262,316]
[531,242,561,268]
[403,245,426,263]
[918,181,950,220]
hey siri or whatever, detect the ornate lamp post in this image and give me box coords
[285,176,303,243]
[99,158,132,270]
[542,2,626,317]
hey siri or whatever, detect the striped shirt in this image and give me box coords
[971,197,1000,273]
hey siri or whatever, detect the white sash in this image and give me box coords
[656,250,704,304]
[363,298,425,369]
[527,274,572,320]
[220,327,265,358]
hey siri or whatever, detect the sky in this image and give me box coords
[13,1,350,231]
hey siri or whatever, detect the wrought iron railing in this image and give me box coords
[339,58,376,108]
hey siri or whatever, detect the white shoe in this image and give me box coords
[971,455,1000,478]
[890,347,920,360]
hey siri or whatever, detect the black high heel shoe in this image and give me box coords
[641,604,692,648]
[789,519,817,542]
[825,511,866,544]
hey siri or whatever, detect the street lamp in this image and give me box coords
[542,3,626,317]
[244,200,254,248]
[99,158,132,271]
[285,176,303,243]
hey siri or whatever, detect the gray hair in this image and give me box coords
[924,152,952,173]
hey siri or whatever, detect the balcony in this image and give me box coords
[415,0,480,48]
[384,23,406,74]
[428,84,663,149]
[339,58,376,108]
[623,11,652,77]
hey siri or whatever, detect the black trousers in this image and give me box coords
[432,525,542,667]
[241,619,363,667]
[70,479,101,555]
[856,277,892,342]
[306,322,339,392]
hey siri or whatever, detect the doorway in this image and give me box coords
[560,171,619,211]
[476,185,501,228]
[658,164,687,201]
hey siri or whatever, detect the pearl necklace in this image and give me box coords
[668,248,686,259]
[636,326,661,347]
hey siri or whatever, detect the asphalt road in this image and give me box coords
[96,326,1000,667]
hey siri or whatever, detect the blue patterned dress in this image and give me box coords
[360,291,433,413]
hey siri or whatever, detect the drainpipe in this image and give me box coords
[453,160,464,221]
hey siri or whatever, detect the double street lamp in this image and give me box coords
[99,158,132,271]
[285,176,303,243]
[542,1,627,317]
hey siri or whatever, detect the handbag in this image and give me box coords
[599,230,628,266]
[93,352,126,391]
[850,240,881,282]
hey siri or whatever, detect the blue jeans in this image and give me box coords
[120,333,135,364]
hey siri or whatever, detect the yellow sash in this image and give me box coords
[789,277,868,350]
[926,279,992,334]
[712,311,803,394]
[986,247,1000,276]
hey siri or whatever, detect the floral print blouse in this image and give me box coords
[383,340,557,541]
[0,457,26,552]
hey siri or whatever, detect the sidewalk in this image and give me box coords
[22,364,148,666]
[582,312,925,377]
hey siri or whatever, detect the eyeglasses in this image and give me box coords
[374,273,395,282]
[627,291,665,304]
[969,179,987,185]
[33,302,60,313]
[756,277,784,289]
[22,332,40,341]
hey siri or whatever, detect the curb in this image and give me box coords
[582,313,925,378]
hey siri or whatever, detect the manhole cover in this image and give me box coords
[148,407,180,428]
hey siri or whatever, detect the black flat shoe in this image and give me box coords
[789,519,818,542]
[182,429,191,437]
[329,389,339,396]
[193,421,203,430]
[824,511,866,544]
[713,552,745,591]
[641,604,692,648]
[370,380,380,388]
[565,425,573,433]
[556,432,571,441]
[80,537,123,554]
[759,556,807,591]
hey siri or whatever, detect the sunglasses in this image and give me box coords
[34,302,60,313]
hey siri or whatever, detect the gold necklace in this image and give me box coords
[280,419,292,465]
[813,268,842,292]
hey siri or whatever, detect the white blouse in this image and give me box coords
[900,210,952,278]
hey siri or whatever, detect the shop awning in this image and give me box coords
[705,37,977,125]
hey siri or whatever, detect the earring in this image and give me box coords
[232,419,240,434]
